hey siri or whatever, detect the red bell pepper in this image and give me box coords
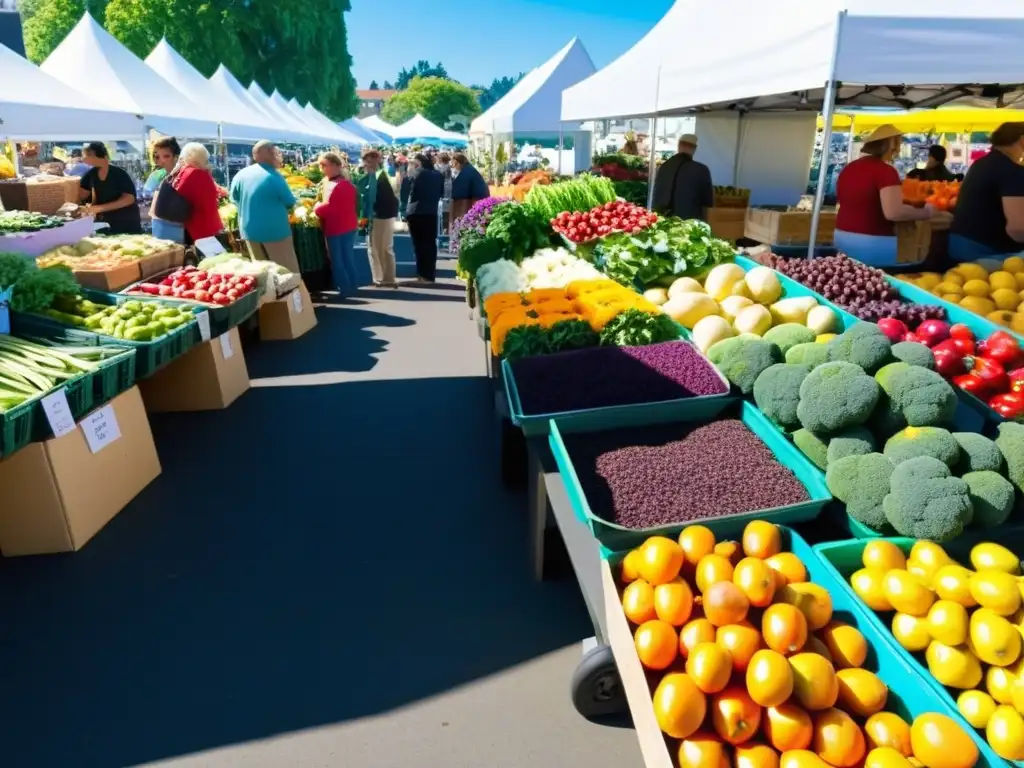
[948,323,976,355]
[1009,367,1024,392]
[931,339,968,378]
[954,372,991,395]
[978,331,1024,367]
[989,391,1024,419]
[964,355,1008,393]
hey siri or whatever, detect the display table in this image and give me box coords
[1,216,95,257]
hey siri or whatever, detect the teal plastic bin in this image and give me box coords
[114,276,260,337]
[815,534,1024,767]
[548,398,831,552]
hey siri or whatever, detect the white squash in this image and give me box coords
[719,295,754,322]
[769,296,819,325]
[703,263,747,301]
[733,304,773,336]
[643,287,670,306]
[806,305,839,335]
[692,315,735,353]
[744,266,783,304]
[664,292,720,330]
[667,276,704,299]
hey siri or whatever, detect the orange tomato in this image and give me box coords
[743,520,783,558]
[711,686,762,745]
[620,549,642,583]
[909,713,979,768]
[864,747,915,768]
[653,672,707,739]
[790,652,839,711]
[621,579,657,624]
[747,649,795,707]
[812,708,866,768]
[717,622,763,672]
[762,603,809,655]
[803,635,833,662]
[864,712,913,756]
[779,751,831,768]
[687,641,734,694]
[764,703,814,751]
[736,743,781,768]
[819,621,868,669]
[637,536,684,585]
[634,619,678,670]
[680,617,717,658]
[775,583,833,630]
[696,554,736,593]
[678,732,729,768]
[654,578,694,626]
[704,581,750,627]
[714,539,744,566]
[735,557,778,607]
[679,525,716,567]
[766,552,808,585]
[836,668,888,717]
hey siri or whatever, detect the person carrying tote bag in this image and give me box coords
[153,166,193,230]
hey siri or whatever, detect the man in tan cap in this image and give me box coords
[652,133,714,222]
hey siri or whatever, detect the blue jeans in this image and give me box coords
[326,231,358,295]
[949,234,1006,263]
[151,218,185,243]
[833,230,901,268]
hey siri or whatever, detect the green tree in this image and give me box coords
[473,74,523,111]
[368,79,379,90]
[20,0,106,63]
[394,60,447,90]
[381,76,480,130]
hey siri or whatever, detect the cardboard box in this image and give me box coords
[706,206,747,244]
[259,282,317,341]
[744,206,837,246]
[138,246,186,279]
[139,327,249,411]
[0,386,161,556]
[73,260,142,292]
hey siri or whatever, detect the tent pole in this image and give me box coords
[647,66,662,210]
[558,124,564,175]
[808,10,848,258]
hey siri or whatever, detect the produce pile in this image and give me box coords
[449,196,507,260]
[37,234,178,271]
[475,248,603,302]
[44,296,196,341]
[620,523,981,768]
[713,185,751,207]
[456,199,551,280]
[0,253,81,313]
[218,201,238,231]
[510,341,727,415]
[902,258,1024,331]
[196,255,301,302]
[124,266,257,306]
[550,200,656,245]
[0,335,131,413]
[845,538,1024,760]
[522,174,617,221]
[591,153,648,183]
[645,263,841,355]
[486,280,679,361]
[0,210,66,234]
[902,179,960,211]
[564,420,808,529]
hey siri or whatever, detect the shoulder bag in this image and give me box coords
[153,168,192,224]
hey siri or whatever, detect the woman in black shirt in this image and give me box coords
[78,141,142,235]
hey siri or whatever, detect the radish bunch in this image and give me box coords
[550,201,657,244]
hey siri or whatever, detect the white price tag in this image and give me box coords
[291,290,303,314]
[195,236,226,258]
[219,332,234,359]
[41,388,76,437]
[81,405,121,454]
[0,285,12,335]
[196,311,211,342]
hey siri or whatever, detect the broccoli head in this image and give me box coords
[952,432,1005,475]
[763,324,817,354]
[826,427,876,465]
[753,363,813,430]
[828,324,894,373]
[883,456,972,542]
[867,396,908,442]
[826,452,894,531]
[785,342,832,368]
[890,341,935,370]
[710,337,783,395]
[707,334,764,364]
[962,470,1015,527]
[797,361,881,434]
[996,422,1024,494]
[793,428,829,470]
[875,362,957,428]
[884,426,961,468]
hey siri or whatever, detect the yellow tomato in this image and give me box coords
[970,571,1022,616]
[933,565,977,607]
[864,747,914,768]
[926,600,968,646]
[862,540,907,571]
[971,542,1022,575]
[925,640,982,689]
[970,607,1022,666]
[852,568,891,611]
[836,668,888,717]
[891,613,931,652]
[957,689,997,728]
[883,569,935,616]
[988,705,1024,761]
[987,665,1018,705]
[910,713,980,768]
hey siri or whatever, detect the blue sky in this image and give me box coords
[347,0,673,88]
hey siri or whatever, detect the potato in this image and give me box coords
[692,315,735,354]
[667,276,704,299]
[769,296,818,325]
[734,304,773,336]
[744,266,783,304]
[806,305,838,335]
[719,295,754,322]
[664,292,720,329]
[703,263,747,301]
[643,287,669,306]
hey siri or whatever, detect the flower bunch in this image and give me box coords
[450,196,508,257]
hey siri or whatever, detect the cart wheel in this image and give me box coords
[571,644,626,719]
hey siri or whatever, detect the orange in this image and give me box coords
[747,649,794,707]
[704,581,750,627]
[620,548,642,583]
[687,641,734,694]
[678,732,728,768]
[637,536,684,585]
[776,583,833,630]
[634,619,678,670]
[764,702,814,751]
[909,713,979,768]
[711,686,762,745]
[779,751,831,768]
[735,557,778,607]
[653,672,707,739]
[621,579,657,624]
[790,652,839,710]
[679,525,716,567]
[743,520,782,558]
[864,712,913,756]
[717,622,763,672]
[819,621,868,669]
[803,635,833,662]
[714,539,744,566]
[766,552,808,585]
[653,578,694,626]
[763,603,809,655]
[735,743,781,768]
[836,668,888,716]
[680,617,716,658]
[812,707,866,768]
[696,554,736,593]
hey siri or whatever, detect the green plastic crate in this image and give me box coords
[112,275,260,337]
[0,395,38,458]
[548,398,832,553]
[815,534,1024,767]
[91,347,137,402]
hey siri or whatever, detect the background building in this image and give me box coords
[356,88,396,118]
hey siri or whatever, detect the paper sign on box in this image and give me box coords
[81,405,122,454]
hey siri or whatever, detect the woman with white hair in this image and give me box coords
[157,141,223,245]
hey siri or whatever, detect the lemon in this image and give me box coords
[989,666,1020,704]
[940,293,963,304]
[925,640,983,688]
[988,705,1024,760]
[934,281,964,296]
[959,689,998,728]
[927,600,969,646]
[863,540,907,571]
[971,571,1023,616]
[972,542,1022,575]
[989,310,1016,327]
[963,279,992,297]
[934,565,977,607]
[993,288,1021,311]
[915,273,942,290]
[1006,256,1024,274]
[1016,273,1024,289]
[991,271,1019,291]
[892,612,931,651]
[960,296,997,316]
[956,262,990,281]
[942,271,967,286]
[852,567,892,611]
[1013,313,1024,335]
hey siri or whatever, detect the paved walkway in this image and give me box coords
[0,248,641,767]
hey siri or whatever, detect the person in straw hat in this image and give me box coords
[834,123,939,268]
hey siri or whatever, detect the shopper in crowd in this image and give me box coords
[357,148,399,288]
[229,140,300,272]
[170,142,224,245]
[406,153,444,283]
[907,145,957,182]
[64,149,91,178]
[950,122,1024,263]
[652,133,714,222]
[146,137,183,242]
[450,152,489,223]
[833,124,938,268]
[314,151,363,296]
[79,141,143,235]
[397,155,412,220]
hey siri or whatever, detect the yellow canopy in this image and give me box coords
[817,108,1024,134]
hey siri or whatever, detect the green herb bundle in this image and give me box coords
[523,175,617,220]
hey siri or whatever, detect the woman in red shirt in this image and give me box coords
[173,142,224,244]
[834,124,936,267]
[314,152,363,296]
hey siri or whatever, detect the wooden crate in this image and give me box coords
[744,207,837,246]
[706,206,747,243]
[0,177,81,214]
[895,221,933,265]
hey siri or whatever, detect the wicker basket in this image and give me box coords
[0,177,80,214]
[895,221,933,265]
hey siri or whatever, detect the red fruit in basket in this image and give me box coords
[158,285,172,296]
[195,290,211,303]
[931,340,968,378]
[949,324,976,354]
[979,330,1024,367]
[226,290,239,302]
[160,277,173,286]
[916,319,951,347]
[989,392,1024,419]
[180,289,196,299]
[876,318,908,343]
[195,281,209,291]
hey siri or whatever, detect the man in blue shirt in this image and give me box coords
[230,141,299,273]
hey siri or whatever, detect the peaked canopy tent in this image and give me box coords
[248,83,332,144]
[359,115,397,142]
[391,114,467,144]
[0,43,144,140]
[207,64,320,145]
[339,117,385,144]
[282,95,364,146]
[273,91,345,144]
[41,14,218,139]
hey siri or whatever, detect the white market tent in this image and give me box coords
[207,64,317,144]
[273,91,344,143]
[359,115,396,141]
[338,116,384,144]
[0,43,144,140]
[391,114,467,143]
[40,14,218,139]
[282,94,362,145]
[248,82,329,143]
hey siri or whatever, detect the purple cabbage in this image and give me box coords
[450,196,509,257]
[510,341,728,415]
